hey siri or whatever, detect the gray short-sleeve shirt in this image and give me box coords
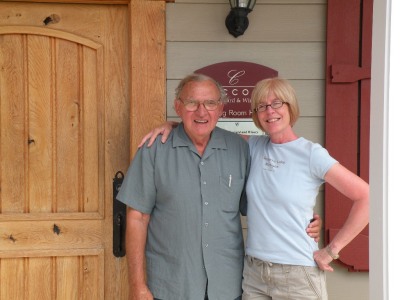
[117,123,250,300]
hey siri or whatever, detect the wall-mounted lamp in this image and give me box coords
[225,0,256,38]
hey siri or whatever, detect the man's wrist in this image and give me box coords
[325,244,340,259]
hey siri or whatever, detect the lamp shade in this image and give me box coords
[229,0,256,11]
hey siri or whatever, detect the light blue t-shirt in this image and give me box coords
[246,135,337,266]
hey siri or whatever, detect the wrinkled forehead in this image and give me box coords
[179,80,221,100]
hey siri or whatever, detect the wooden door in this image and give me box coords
[0,2,130,299]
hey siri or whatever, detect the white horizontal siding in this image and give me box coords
[167,4,326,42]
[167,42,325,79]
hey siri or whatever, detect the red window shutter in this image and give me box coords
[325,0,372,271]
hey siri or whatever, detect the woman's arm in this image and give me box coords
[313,163,369,271]
[138,121,249,147]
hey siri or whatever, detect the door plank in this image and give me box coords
[0,220,102,251]
[55,39,81,212]
[27,257,53,300]
[27,35,53,213]
[0,258,25,299]
[0,34,27,213]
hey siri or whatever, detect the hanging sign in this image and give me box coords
[195,61,278,135]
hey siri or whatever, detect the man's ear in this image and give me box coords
[174,99,181,116]
[219,103,225,117]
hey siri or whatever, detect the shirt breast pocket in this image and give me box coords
[219,175,245,212]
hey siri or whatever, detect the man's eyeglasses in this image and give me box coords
[254,100,287,112]
[178,98,221,112]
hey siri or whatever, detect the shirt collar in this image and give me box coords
[172,122,228,151]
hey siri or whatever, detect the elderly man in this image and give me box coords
[117,74,319,300]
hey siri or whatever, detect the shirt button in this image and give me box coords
[205,202,208,205]
[205,222,208,227]
[201,162,204,165]
[203,181,206,185]
[205,244,209,248]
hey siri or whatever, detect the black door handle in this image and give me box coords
[113,171,126,257]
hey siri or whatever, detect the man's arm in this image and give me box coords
[307,213,322,242]
[138,121,178,148]
[125,207,153,300]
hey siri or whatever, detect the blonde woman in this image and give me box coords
[241,77,368,299]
